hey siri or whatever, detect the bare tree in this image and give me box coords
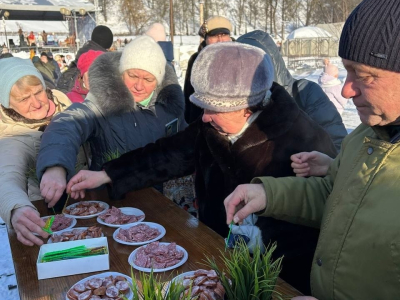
[120,0,152,34]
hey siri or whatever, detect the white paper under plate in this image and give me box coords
[113,222,166,246]
[128,242,188,273]
[47,227,104,244]
[34,215,77,236]
[63,201,110,219]
[97,207,145,228]
[65,271,132,300]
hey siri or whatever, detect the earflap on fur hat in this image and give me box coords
[119,36,166,85]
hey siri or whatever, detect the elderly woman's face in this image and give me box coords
[202,109,251,135]
[122,69,157,102]
[9,84,50,120]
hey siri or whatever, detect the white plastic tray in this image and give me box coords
[113,222,166,246]
[47,227,104,243]
[63,201,109,219]
[97,207,145,228]
[128,242,188,273]
[36,215,76,235]
[65,271,132,300]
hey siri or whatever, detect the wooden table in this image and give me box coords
[8,188,302,300]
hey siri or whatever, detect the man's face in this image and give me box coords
[206,33,231,45]
[40,55,48,63]
[342,59,400,126]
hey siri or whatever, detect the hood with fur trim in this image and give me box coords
[87,51,183,117]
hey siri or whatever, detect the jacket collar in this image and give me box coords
[202,82,300,153]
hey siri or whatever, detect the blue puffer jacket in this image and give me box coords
[237,30,347,151]
[36,51,186,181]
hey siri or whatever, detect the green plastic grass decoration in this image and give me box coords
[122,268,192,300]
[205,239,283,300]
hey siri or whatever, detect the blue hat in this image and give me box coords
[0,57,46,108]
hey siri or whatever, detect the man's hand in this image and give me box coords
[224,184,267,224]
[66,170,111,199]
[40,166,67,208]
[11,206,48,246]
[291,151,333,177]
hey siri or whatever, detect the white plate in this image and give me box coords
[35,215,77,235]
[63,201,109,219]
[97,207,145,228]
[166,271,196,294]
[128,242,188,273]
[65,271,133,300]
[47,227,104,244]
[113,222,166,246]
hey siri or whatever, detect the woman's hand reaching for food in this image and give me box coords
[66,170,112,199]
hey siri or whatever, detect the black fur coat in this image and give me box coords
[104,82,337,292]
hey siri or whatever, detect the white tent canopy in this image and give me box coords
[0,0,95,21]
[287,26,332,40]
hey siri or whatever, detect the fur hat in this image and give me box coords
[198,16,232,38]
[0,57,46,108]
[119,35,166,85]
[91,25,114,50]
[145,23,167,42]
[339,0,400,72]
[190,42,274,112]
[78,50,104,75]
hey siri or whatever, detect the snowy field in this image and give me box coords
[0,42,360,300]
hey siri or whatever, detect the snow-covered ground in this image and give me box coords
[0,43,361,300]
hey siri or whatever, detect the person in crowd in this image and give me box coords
[0,52,13,59]
[57,25,113,94]
[28,31,35,46]
[318,64,349,115]
[224,1,400,298]
[42,30,48,45]
[145,23,174,67]
[322,57,330,67]
[0,58,73,247]
[36,35,186,208]
[46,52,62,83]
[237,30,347,151]
[18,29,25,47]
[34,52,56,84]
[66,42,337,294]
[184,16,233,123]
[67,50,103,103]
[54,54,67,73]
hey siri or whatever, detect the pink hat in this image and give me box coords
[77,50,104,75]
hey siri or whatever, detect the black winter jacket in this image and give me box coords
[37,52,186,181]
[237,30,347,151]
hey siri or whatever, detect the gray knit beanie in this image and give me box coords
[119,35,166,85]
[190,42,274,112]
[0,57,46,108]
[339,0,400,72]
